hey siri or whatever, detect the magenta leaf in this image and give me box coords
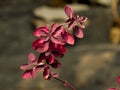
[117,76,120,84]
[51,23,58,32]
[64,5,73,18]
[65,33,74,45]
[34,27,49,37]
[46,55,55,64]
[62,31,74,45]
[51,43,66,57]
[43,66,51,80]
[22,70,32,79]
[53,25,64,37]
[68,20,75,30]
[73,26,84,38]
[32,38,44,48]
[51,36,65,45]
[64,5,87,36]
[79,16,87,23]
[38,53,47,63]
[32,68,37,78]
[28,53,36,62]
[32,39,49,53]
[20,64,29,70]
[50,59,61,68]
[36,42,49,53]
[72,13,77,20]
[108,88,118,90]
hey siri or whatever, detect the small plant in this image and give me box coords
[20,5,87,90]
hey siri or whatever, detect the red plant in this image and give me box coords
[20,5,87,90]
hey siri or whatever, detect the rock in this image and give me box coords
[109,26,120,44]
[75,7,113,44]
[60,44,120,90]
[0,0,46,7]
[90,0,112,7]
[33,4,90,27]
[75,51,115,86]
[46,0,66,7]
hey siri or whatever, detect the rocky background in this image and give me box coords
[0,0,120,90]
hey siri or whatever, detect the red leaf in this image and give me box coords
[73,26,84,38]
[32,68,37,78]
[118,76,120,84]
[43,66,51,80]
[64,5,73,18]
[79,16,87,23]
[28,53,36,62]
[34,27,49,37]
[22,70,32,79]
[108,88,118,90]
[62,31,74,45]
[68,20,75,30]
[20,64,29,70]
[51,37,65,45]
[38,53,47,63]
[53,25,64,37]
[66,33,74,45]
[51,23,58,32]
[35,42,49,53]
[32,38,44,48]
[47,55,55,64]
[50,59,61,68]
[32,39,49,53]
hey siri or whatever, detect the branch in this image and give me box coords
[53,76,76,90]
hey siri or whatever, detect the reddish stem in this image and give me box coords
[53,77,76,90]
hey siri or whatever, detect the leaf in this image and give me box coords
[20,64,29,70]
[51,37,65,45]
[108,88,118,90]
[53,25,64,37]
[34,27,49,37]
[64,5,73,18]
[73,26,84,38]
[118,76,120,84]
[28,53,36,62]
[43,66,51,80]
[62,31,74,45]
[22,70,32,79]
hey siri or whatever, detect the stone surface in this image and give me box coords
[76,7,113,44]
[33,4,89,21]
[33,4,90,27]
[90,0,112,6]
[61,44,120,90]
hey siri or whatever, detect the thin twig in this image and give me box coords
[53,77,76,90]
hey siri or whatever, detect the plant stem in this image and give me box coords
[53,77,76,90]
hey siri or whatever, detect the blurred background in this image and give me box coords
[0,0,120,90]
